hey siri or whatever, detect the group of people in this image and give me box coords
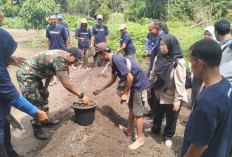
[0,8,232,157]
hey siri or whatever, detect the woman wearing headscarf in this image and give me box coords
[191,26,218,104]
[148,34,187,147]
[0,27,49,156]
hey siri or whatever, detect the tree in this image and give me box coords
[19,0,60,30]
[124,0,146,22]
[0,0,21,17]
[95,3,111,23]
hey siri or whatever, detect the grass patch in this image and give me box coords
[27,34,47,48]
[4,16,205,64]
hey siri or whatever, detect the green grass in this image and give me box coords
[3,15,204,64]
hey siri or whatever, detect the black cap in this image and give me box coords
[67,47,81,62]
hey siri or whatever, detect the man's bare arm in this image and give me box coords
[184,144,208,157]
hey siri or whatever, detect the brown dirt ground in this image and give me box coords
[6,29,192,157]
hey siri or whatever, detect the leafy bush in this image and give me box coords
[124,0,146,22]
[0,0,20,17]
[27,35,47,48]
[95,3,111,23]
[19,0,60,30]
[2,17,24,29]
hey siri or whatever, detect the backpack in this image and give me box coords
[174,58,192,89]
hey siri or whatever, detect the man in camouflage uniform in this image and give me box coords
[16,48,90,139]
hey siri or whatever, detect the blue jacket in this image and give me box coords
[147,32,165,77]
[0,28,37,143]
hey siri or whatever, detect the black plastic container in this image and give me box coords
[72,103,98,126]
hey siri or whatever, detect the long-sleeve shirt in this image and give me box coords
[149,57,187,106]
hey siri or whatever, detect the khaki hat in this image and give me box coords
[81,18,87,23]
[119,24,127,30]
[94,42,111,57]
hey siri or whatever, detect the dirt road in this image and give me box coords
[6,29,192,157]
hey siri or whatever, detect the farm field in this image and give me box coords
[7,29,192,157]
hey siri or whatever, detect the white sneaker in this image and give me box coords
[72,66,78,70]
[165,140,172,147]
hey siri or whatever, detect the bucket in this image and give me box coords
[72,102,98,126]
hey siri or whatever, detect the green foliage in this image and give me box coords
[0,0,20,17]
[54,0,68,12]
[19,0,60,30]
[95,3,111,23]
[166,21,203,63]
[2,17,24,29]
[5,15,205,64]
[143,0,167,19]
[27,34,47,48]
[125,0,146,22]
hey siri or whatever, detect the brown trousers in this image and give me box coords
[79,49,89,67]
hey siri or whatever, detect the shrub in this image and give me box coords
[19,0,60,30]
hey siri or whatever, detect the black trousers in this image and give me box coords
[148,87,159,114]
[3,120,20,157]
[151,102,181,140]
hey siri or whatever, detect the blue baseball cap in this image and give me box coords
[56,14,64,20]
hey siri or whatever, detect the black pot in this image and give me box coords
[72,103,98,126]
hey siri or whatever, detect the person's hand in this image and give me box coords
[173,104,180,112]
[81,95,90,103]
[44,89,49,99]
[148,88,152,99]
[115,49,120,54]
[93,89,102,95]
[144,51,148,57]
[120,93,128,104]
[90,45,93,51]
[79,38,84,42]
[36,109,49,123]
[6,56,27,67]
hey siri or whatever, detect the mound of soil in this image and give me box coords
[36,67,191,157]
[7,29,192,156]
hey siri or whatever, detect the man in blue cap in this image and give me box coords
[56,14,72,47]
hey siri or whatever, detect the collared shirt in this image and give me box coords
[120,31,136,55]
[144,33,155,53]
[111,54,150,93]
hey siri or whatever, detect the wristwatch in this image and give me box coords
[78,93,84,99]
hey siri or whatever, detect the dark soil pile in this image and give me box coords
[35,67,191,157]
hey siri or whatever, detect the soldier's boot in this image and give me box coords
[33,126,49,140]
[42,119,60,127]
[0,143,8,157]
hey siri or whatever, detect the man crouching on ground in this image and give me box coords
[93,42,150,150]
[16,48,90,140]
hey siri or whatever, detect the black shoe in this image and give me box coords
[33,127,49,140]
[143,111,155,117]
[42,119,60,126]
